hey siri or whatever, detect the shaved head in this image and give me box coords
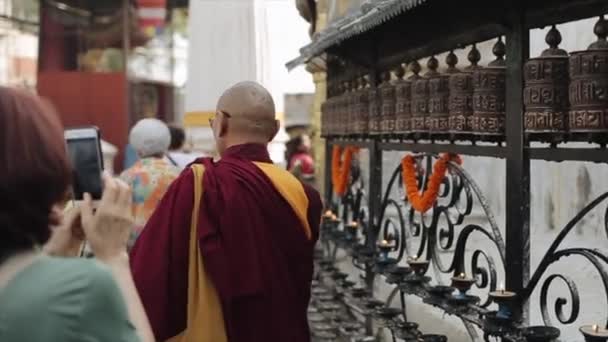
[212,81,279,156]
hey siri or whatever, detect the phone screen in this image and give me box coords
[66,136,103,200]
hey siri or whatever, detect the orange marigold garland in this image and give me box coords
[331,145,358,197]
[401,153,463,213]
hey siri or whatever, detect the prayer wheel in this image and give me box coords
[320,99,328,137]
[428,52,459,134]
[394,64,412,134]
[569,16,608,136]
[343,80,355,137]
[368,74,381,136]
[379,71,396,136]
[411,60,428,133]
[472,37,506,136]
[336,82,348,137]
[347,78,359,136]
[354,76,369,137]
[449,45,480,133]
[524,25,569,136]
[328,82,340,137]
[423,57,440,133]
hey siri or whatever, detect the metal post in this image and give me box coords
[504,3,530,323]
[324,138,333,207]
[366,139,382,258]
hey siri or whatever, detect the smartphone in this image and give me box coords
[65,127,104,200]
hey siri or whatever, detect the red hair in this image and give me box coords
[0,87,71,258]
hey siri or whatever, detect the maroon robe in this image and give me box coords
[130,143,321,342]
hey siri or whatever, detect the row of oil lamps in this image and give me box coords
[318,210,608,341]
[321,16,608,143]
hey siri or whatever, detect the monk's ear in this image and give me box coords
[219,115,229,137]
[268,120,280,141]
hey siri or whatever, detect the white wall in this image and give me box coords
[186,0,314,159]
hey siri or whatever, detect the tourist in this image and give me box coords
[0,87,153,342]
[120,118,180,248]
[285,133,315,185]
[130,81,322,342]
[167,123,198,169]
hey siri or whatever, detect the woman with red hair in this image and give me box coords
[0,87,153,341]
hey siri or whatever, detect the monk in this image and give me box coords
[130,81,322,342]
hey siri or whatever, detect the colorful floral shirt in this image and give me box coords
[120,157,180,246]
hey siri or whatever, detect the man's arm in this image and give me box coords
[303,184,322,242]
[129,169,195,341]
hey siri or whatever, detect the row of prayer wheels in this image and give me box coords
[321,16,608,142]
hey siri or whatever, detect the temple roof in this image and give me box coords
[286,0,428,70]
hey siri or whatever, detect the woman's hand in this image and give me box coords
[43,204,85,257]
[81,174,155,342]
[81,173,133,263]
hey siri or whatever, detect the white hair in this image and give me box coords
[129,118,171,158]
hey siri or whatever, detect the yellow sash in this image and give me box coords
[167,164,227,342]
[253,162,312,240]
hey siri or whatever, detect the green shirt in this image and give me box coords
[0,256,140,342]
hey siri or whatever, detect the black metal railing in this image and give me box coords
[309,147,608,342]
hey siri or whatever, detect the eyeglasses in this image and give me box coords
[209,110,232,126]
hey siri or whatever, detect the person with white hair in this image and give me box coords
[120,118,180,248]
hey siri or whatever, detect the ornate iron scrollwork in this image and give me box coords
[317,150,608,342]
[373,154,508,340]
[521,192,608,330]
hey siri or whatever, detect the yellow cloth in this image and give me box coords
[167,164,227,342]
[253,162,312,240]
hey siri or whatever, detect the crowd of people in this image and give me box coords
[0,82,322,341]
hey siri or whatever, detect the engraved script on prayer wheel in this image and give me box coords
[568,16,608,134]
[411,60,428,132]
[524,25,569,134]
[429,52,459,134]
[379,71,396,135]
[449,45,480,133]
[472,37,506,136]
[368,75,381,136]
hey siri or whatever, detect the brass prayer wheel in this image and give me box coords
[428,52,459,134]
[321,81,336,137]
[423,57,441,132]
[411,60,428,133]
[348,77,360,136]
[472,37,506,136]
[338,81,350,137]
[344,80,356,137]
[320,99,328,137]
[368,74,381,136]
[569,16,608,135]
[354,76,369,136]
[332,83,343,136]
[524,25,569,134]
[379,71,396,136]
[330,82,342,137]
[393,64,412,134]
[449,45,480,133]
